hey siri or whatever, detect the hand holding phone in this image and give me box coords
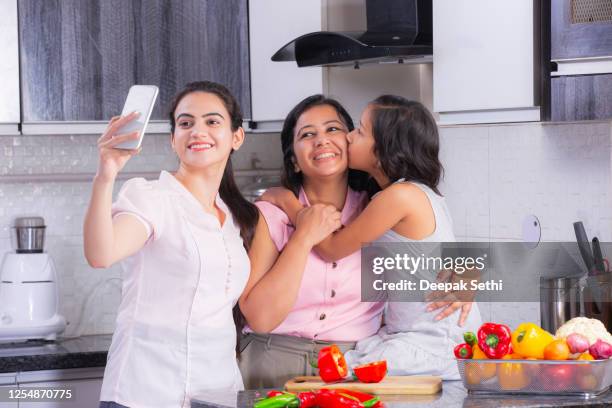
[113,85,159,150]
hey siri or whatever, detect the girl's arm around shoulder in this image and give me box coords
[314,182,430,262]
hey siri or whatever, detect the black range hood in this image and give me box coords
[272,0,432,68]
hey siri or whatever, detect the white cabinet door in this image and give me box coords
[433,0,540,124]
[0,0,20,134]
[17,368,104,408]
[248,0,324,128]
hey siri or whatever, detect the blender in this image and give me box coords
[0,217,66,342]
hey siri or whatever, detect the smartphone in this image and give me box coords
[113,85,159,150]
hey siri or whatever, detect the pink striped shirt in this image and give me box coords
[248,187,384,342]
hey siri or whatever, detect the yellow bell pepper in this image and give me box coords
[497,353,530,390]
[511,322,555,359]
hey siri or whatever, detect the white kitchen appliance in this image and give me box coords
[0,217,66,342]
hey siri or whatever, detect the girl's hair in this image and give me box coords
[280,94,370,195]
[168,81,258,355]
[369,95,444,195]
[168,81,258,246]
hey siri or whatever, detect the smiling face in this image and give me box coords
[292,104,350,180]
[171,91,244,171]
[346,105,379,174]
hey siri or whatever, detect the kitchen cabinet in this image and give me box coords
[550,0,612,121]
[248,0,324,131]
[551,0,612,60]
[18,0,250,133]
[0,0,20,135]
[17,367,104,408]
[433,0,542,124]
[0,373,17,407]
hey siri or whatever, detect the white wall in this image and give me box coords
[439,120,612,329]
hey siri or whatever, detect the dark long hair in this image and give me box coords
[168,81,258,354]
[280,94,370,195]
[369,95,443,195]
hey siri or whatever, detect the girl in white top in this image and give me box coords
[263,96,481,379]
[84,81,341,408]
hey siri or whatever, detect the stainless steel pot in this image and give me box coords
[10,217,46,253]
[540,274,612,333]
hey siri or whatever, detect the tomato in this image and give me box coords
[540,364,574,391]
[353,360,387,383]
[543,339,570,360]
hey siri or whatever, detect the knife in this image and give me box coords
[592,237,606,274]
[573,221,595,275]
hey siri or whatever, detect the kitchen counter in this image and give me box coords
[191,381,612,408]
[0,334,110,373]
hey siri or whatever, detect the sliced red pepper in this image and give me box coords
[477,323,512,359]
[353,360,387,383]
[318,344,349,383]
[454,343,473,359]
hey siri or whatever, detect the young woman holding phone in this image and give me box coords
[84,82,338,408]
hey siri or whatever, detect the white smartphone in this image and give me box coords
[113,85,159,150]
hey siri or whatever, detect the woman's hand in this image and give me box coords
[95,112,142,182]
[259,187,304,225]
[293,204,341,248]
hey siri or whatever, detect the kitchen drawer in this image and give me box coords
[551,73,612,121]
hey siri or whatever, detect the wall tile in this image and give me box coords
[0,131,283,336]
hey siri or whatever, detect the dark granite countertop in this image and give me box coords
[191,381,612,408]
[0,334,111,373]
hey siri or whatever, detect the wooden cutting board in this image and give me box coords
[285,375,442,395]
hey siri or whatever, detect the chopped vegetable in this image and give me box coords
[477,323,512,359]
[353,360,387,383]
[511,322,555,359]
[318,345,349,383]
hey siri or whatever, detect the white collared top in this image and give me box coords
[99,171,249,408]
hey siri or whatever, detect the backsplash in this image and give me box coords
[439,120,612,329]
[0,120,610,336]
[0,132,283,337]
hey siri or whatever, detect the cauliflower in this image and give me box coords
[555,317,612,346]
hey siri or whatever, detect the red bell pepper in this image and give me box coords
[453,343,473,359]
[315,389,380,408]
[477,323,512,359]
[353,360,387,383]
[318,344,349,382]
